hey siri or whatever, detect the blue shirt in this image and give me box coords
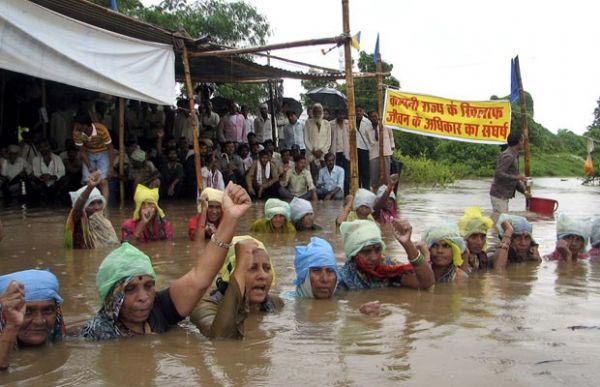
[283,120,305,150]
[317,165,344,192]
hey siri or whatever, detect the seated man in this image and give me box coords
[279,154,317,201]
[158,148,184,199]
[31,140,66,203]
[218,141,244,185]
[0,145,32,205]
[246,150,280,200]
[316,153,344,200]
[0,270,66,370]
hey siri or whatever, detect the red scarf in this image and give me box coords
[355,256,414,280]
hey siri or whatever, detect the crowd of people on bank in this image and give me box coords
[1,98,599,371]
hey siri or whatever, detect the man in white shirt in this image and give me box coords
[253,103,272,143]
[200,101,220,142]
[240,105,254,139]
[31,140,66,202]
[355,105,373,189]
[282,111,305,151]
[1,145,32,205]
[317,153,344,200]
[330,109,350,195]
[304,103,332,183]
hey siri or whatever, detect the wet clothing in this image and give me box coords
[374,205,398,225]
[468,251,494,271]
[190,277,283,339]
[121,217,173,242]
[187,214,219,241]
[337,256,409,290]
[250,218,296,233]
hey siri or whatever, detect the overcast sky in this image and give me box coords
[143,0,599,135]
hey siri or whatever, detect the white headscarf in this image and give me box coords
[352,188,376,211]
[69,185,105,210]
[290,197,313,222]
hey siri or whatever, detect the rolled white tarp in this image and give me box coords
[0,0,176,105]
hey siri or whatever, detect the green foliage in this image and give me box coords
[588,97,600,130]
[527,149,585,177]
[394,151,455,187]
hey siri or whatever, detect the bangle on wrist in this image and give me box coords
[210,234,232,250]
[409,252,425,266]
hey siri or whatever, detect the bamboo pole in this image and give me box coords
[515,56,531,194]
[254,52,342,74]
[118,97,125,208]
[376,55,385,185]
[182,44,203,193]
[342,0,359,194]
[267,54,277,143]
[189,35,345,57]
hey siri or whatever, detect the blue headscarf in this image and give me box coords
[294,237,338,287]
[0,269,63,304]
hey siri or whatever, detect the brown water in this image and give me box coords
[1,178,599,386]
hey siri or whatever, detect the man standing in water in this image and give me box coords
[489,131,530,213]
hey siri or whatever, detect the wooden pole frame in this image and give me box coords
[118,97,125,208]
[376,55,385,186]
[515,57,531,194]
[189,35,345,58]
[342,0,359,194]
[182,44,204,194]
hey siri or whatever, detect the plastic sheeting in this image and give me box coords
[0,0,176,105]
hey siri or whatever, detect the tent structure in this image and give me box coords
[0,0,176,105]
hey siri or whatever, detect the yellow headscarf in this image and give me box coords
[197,187,224,213]
[133,184,165,221]
[219,236,276,286]
[458,206,493,251]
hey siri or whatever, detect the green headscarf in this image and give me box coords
[422,224,466,267]
[96,243,156,302]
[264,198,291,221]
[340,220,385,259]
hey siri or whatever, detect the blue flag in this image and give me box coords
[373,33,380,65]
[111,0,117,11]
[510,56,519,103]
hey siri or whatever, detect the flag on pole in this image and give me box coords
[351,31,361,51]
[111,0,118,11]
[510,56,519,103]
[373,33,380,65]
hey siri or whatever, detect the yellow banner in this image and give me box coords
[383,89,511,144]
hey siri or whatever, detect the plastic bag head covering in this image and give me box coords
[340,220,386,259]
[556,213,591,251]
[376,185,396,201]
[591,219,600,248]
[290,197,313,222]
[421,224,466,267]
[133,184,165,221]
[219,236,275,286]
[264,198,291,221]
[496,213,534,241]
[458,206,493,238]
[70,185,105,210]
[96,242,156,303]
[0,269,63,304]
[294,237,338,286]
[130,148,146,163]
[197,187,224,213]
[352,188,376,211]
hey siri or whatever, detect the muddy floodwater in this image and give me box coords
[1,178,599,386]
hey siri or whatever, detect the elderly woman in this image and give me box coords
[373,174,399,224]
[545,213,590,263]
[65,173,119,249]
[80,182,251,340]
[190,236,283,339]
[458,207,493,271]
[290,197,322,231]
[421,224,469,283]
[250,198,296,233]
[0,270,66,370]
[121,184,173,243]
[590,219,600,257]
[338,219,434,290]
[493,214,542,269]
[293,237,338,299]
[188,188,223,241]
[336,189,376,225]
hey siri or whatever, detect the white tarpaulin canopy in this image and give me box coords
[0,0,176,105]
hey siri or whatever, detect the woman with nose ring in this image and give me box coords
[421,224,469,283]
[337,219,434,291]
[191,236,283,339]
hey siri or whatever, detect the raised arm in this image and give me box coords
[169,182,251,317]
[373,174,399,212]
[336,194,354,225]
[0,282,26,370]
[493,219,513,270]
[392,219,435,289]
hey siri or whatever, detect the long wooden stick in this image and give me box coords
[254,52,342,73]
[342,0,359,194]
[118,97,125,208]
[182,44,203,193]
[376,56,385,186]
[189,35,345,58]
[515,57,531,193]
